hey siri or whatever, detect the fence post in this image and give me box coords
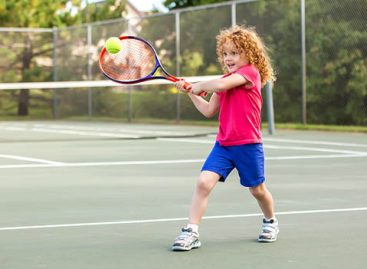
[301,0,307,124]
[87,24,93,117]
[127,20,133,123]
[231,2,236,26]
[175,11,181,124]
[52,27,59,119]
[264,82,275,135]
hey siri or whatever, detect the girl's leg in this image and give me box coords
[172,171,220,251]
[250,182,279,242]
[249,182,275,219]
[188,171,221,225]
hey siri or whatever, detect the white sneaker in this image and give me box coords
[258,218,279,242]
[172,227,201,251]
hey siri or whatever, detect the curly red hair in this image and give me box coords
[216,25,276,86]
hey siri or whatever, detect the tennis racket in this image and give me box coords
[99,36,207,97]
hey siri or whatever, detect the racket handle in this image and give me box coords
[198,91,208,97]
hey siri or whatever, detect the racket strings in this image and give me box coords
[100,39,156,81]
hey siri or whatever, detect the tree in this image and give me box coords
[305,0,367,125]
[162,0,367,125]
[0,0,126,116]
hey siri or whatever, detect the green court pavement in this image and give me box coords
[0,122,366,269]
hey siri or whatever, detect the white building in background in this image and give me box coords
[91,0,148,34]
[124,1,146,19]
[123,1,155,35]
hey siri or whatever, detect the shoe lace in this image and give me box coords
[262,219,278,233]
[176,228,195,240]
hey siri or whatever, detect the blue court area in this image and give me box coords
[0,121,366,269]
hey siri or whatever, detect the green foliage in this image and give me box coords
[0,0,126,115]
[1,0,75,28]
[0,0,126,27]
[134,14,177,74]
[160,0,367,126]
[305,0,367,125]
[80,0,126,24]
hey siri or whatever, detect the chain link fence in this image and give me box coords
[0,0,366,125]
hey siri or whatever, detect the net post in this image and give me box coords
[52,27,59,119]
[127,87,132,123]
[264,81,275,135]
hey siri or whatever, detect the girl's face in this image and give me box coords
[222,41,248,73]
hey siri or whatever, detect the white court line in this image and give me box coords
[1,137,366,169]
[1,153,367,169]
[32,127,188,137]
[0,159,205,169]
[204,135,367,148]
[158,138,367,155]
[1,207,366,231]
[264,137,367,148]
[32,124,201,136]
[1,123,365,146]
[264,145,367,155]
[32,128,141,138]
[0,125,206,137]
[0,126,140,139]
[0,154,64,165]
[266,153,367,160]
[157,138,213,144]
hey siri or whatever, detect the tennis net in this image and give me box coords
[0,76,274,134]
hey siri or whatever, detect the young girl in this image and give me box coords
[172,25,278,251]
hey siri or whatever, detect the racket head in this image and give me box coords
[99,36,174,84]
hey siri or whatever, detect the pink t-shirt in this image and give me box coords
[216,64,263,146]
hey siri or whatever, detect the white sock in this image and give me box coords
[187,224,199,233]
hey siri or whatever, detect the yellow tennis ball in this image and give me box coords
[105,37,121,54]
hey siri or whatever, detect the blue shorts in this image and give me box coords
[201,142,265,187]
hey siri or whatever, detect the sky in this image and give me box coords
[130,0,168,12]
[88,0,168,12]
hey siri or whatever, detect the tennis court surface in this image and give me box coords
[1,121,366,269]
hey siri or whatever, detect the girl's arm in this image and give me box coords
[175,73,247,118]
[175,80,220,118]
[187,92,220,118]
[191,73,248,95]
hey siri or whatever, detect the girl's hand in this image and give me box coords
[175,80,192,93]
[175,80,207,97]
[191,83,207,96]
